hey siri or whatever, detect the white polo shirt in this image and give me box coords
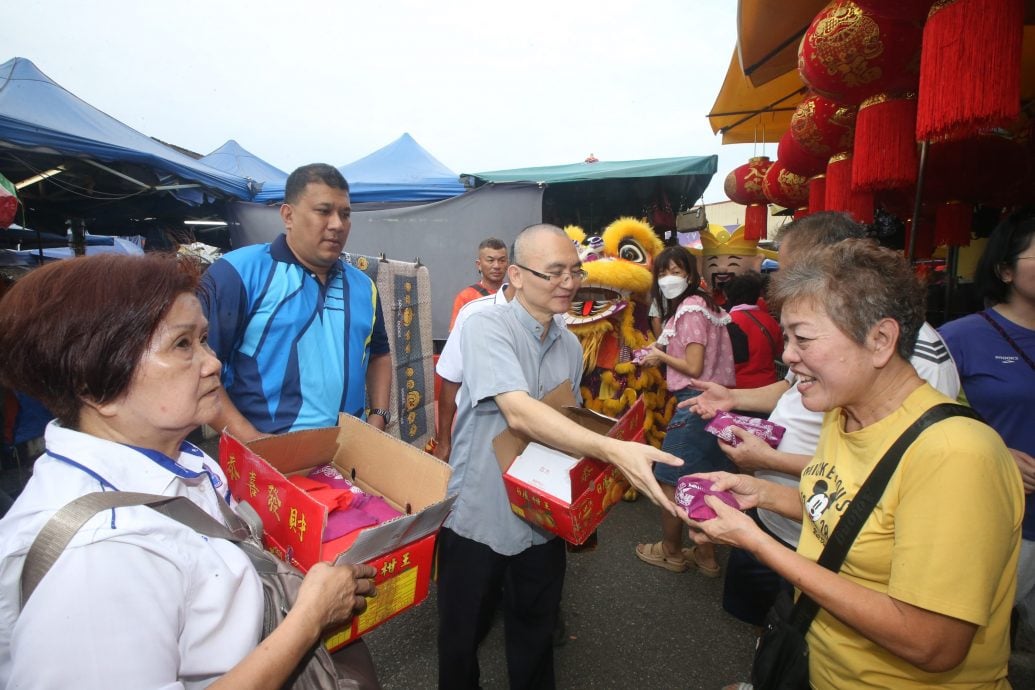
[437,286,507,383]
[0,422,263,689]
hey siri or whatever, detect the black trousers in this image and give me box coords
[722,510,794,627]
[436,527,566,690]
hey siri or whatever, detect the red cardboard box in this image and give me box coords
[493,385,646,545]
[219,414,455,646]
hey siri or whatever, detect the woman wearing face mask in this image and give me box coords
[636,245,736,576]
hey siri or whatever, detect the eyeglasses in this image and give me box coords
[515,263,588,285]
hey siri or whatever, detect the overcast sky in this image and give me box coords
[5,0,764,204]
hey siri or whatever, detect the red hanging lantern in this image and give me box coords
[798,0,923,105]
[777,129,828,178]
[825,152,874,223]
[808,174,827,214]
[790,94,857,161]
[763,160,810,214]
[852,93,919,191]
[724,156,772,241]
[916,0,1024,141]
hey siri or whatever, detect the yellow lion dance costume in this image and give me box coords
[564,218,675,455]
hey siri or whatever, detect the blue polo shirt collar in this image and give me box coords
[271,234,342,280]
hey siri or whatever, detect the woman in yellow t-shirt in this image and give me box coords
[686,239,1023,689]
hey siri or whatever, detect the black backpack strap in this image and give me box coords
[789,403,983,631]
[470,282,491,297]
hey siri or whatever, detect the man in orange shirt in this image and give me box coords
[448,238,508,329]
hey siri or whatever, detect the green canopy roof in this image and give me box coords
[463,155,717,185]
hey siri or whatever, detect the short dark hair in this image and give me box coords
[778,211,868,252]
[478,237,507,252]
[0,254,199,428]
[974,207,1035,305]
[724,271,764,308]
[284,163,350,204]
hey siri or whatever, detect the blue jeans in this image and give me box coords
[653,388,732,486]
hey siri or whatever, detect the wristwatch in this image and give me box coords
[367,408,391,425]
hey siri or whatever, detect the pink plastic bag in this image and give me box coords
[704,410,785,449]
[675,476,740,521]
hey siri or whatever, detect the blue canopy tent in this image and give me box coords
[338,133,465,203]
[0,58,254,201]
[199,140,288,202]
[256,133,465,204]
[0,57,257,246]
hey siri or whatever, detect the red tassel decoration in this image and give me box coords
[933,200,973,247]
[852,94,919,191]
[745,203,768,241]
[808,175,827,214]
[826,153,874,223]
[793,207,809,220]
[916,0,1024,140]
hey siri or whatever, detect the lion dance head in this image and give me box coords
[564,217,674,449]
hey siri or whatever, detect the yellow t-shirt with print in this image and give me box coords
[797,384,1023,690]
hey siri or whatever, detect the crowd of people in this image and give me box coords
[0,161,1032,689]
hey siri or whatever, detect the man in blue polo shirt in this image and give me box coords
[200,163,392,440]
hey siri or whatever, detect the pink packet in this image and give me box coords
[631,347,652,365]
[704,410,785,449]
[307,463,356,491]
[675,476,740,521]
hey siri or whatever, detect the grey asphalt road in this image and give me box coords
[364,496,758,690]
[195,434,1035,689]
[363,494,1035,690]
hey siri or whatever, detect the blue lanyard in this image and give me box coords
[47,442,230,502]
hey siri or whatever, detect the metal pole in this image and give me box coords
[944,245,959,325]
[908,140,929,263]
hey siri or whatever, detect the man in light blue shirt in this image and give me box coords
[436,223,684,689]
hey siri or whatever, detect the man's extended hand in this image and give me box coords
[604,438,683,519]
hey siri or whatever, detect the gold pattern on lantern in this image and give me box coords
[808,3,885,89]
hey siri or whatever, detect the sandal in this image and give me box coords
[635,541,688,572]
[682,545,721,578]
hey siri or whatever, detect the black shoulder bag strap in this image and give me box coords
[787,402,983,631]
